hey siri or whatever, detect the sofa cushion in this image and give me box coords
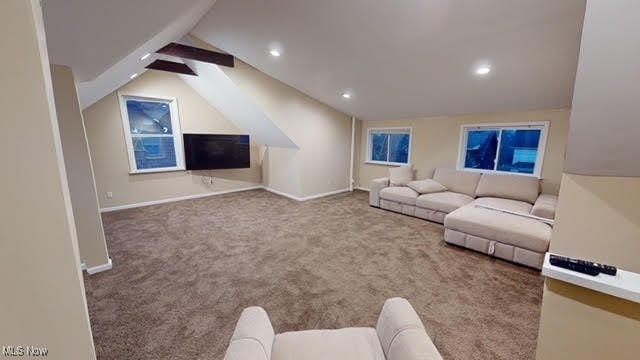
[414,168,435,181]
[416,192,474,214]
[432,168,481,198]
[444,205,551,253]
[380,187,419,205]
[472,197,533,214]
[531,194,558,220]
[475,173,540,204]
[389,165,414,186]
[272,328,385,360]
[407,179,447,194]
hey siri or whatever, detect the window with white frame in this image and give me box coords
[119,94,185,173]
[366,128,412,165]
[457,122,549,177]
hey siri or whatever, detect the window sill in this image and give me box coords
[365,161,409,167]
[129,167,186,175]
[457,167,541,179]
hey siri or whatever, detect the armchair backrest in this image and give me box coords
[224,307,275,360]
[376,298,443,360]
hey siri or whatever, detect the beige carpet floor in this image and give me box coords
[85,189,544,359]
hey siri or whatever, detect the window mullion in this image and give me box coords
[493,129,503,171]
[386,134,391,162]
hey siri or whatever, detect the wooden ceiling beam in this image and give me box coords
[156,42,234,68]
[145,60,197,76]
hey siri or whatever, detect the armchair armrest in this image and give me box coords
[376,298,442,360]
[369,177,390,207]
[531,193,558,220]
[224,307,275,360]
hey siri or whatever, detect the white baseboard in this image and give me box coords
[81,258,112,275]
[262,187,302,201]
[263,187,351,202]
[355,186,370,192]
[101,185,352,212]
[100,186,263,212]
[300,188,350,201]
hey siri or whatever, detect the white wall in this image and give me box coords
[83,70,263,209]
[190,36,353,198]
[0,1,96,357]
[564,0,640,177]
[536,1,640,359]
[51,64,110,268]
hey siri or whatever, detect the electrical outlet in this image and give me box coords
[106,192,113,199]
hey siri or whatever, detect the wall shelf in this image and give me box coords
[542,252,640,304]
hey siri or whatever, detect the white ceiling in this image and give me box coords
[193,0,586,120]
[43,0,216,81]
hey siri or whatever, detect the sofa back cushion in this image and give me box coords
[414,168,435,181]
[432,168,481,197]
[475,173,540,204]
[389,165,414,186]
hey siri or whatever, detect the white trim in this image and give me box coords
[86,259,113,275]
[118,93,185,174]
[355,186,370,192]
[543,253,640,304]
[262,187,302,201]
[456,121,549,178]
[262,187,351,202]
[101,186,354,212]
[80,262,87,271]
[349,116,356,191]
[365,160,409,167]
[365,127,412,166]
[100,186,263,212]
[301,188,350,201]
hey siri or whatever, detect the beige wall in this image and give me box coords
[192,35,353,198]
[51,64,110,268]
[83,70,262,209]
[0,0,96,358]
[536,2,640,358]
[357,108,570,194]
[536,174,640,359]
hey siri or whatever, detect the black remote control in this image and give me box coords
[593,262,618,276]
[549,255,601,276]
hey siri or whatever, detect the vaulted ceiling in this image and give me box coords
[43,0,215,81]
[194,0,586,120]
[43,0,586,119]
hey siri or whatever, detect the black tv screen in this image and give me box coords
[183,134,250,170]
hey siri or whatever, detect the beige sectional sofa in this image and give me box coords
[370,167,558,269]
[223,297,442,360]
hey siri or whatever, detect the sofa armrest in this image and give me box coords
[376,298,442,360]
[531,194,558,220]
[224,307,275,360]
[370,177,390,207]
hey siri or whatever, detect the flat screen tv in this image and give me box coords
[183,134,250,170]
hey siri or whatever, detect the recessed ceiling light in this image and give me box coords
[475,66,491,75]
[342,92,352,99]
[130,73,139,79]
[270,49,281,57]
[140,53,151,61]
